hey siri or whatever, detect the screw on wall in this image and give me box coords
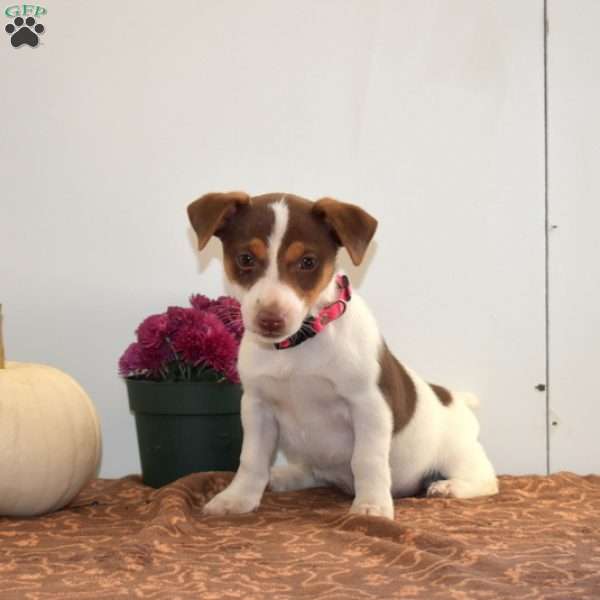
[535,383,546,391]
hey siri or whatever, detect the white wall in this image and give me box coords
[547,0,600,473]
[1,1,547,477]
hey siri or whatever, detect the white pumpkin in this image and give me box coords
[0,361,102,516]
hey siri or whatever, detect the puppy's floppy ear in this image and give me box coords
[187,191,250,250]
[313,197,378,265]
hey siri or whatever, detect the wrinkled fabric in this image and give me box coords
[1,472,599,599]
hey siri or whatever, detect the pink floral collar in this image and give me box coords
[274,274,352,350]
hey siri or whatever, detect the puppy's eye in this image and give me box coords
[298,255,318,271]
[236,253,256,270]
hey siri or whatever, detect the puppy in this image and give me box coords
[188,192,498,519]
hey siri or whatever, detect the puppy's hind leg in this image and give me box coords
[427,441,498,499]
[269,463,324,492]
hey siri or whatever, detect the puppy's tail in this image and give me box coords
[461,392,480,410]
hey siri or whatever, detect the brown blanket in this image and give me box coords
[1,472,599,599]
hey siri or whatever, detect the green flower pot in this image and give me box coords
[126,379,243,488]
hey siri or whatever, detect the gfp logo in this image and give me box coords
[4,4,46,47]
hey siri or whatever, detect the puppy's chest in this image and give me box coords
[260,376,354,465]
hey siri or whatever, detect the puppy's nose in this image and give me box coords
[256,309,285,334]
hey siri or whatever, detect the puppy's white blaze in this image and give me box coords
[266,199,289,282]
[240,198,305,337]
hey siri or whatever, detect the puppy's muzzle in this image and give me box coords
[255,309,286,338]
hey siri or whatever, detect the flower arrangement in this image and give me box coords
[119,295,243,384]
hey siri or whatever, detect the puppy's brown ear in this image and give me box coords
[187,191,250,250]
[313,198,378,265]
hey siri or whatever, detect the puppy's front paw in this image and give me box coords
[203,491,260,516]
[350,497,394,520]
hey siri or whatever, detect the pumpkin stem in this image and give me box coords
[0,304,5,369]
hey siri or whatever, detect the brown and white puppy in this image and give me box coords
[188,192,498,519]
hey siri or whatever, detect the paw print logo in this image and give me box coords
[5,16,45,48]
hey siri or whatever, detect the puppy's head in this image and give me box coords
[188,192,377,344]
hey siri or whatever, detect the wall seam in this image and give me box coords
[543,0,551,476]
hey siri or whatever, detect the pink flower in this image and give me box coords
[165,306,194,333]
[171,310,240,383]
[119,294,243,384]
[136,314,169,350]
[189,294,212,311]
[119,342,145,376]
[207,296,244,340]
[119,341,171,377]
